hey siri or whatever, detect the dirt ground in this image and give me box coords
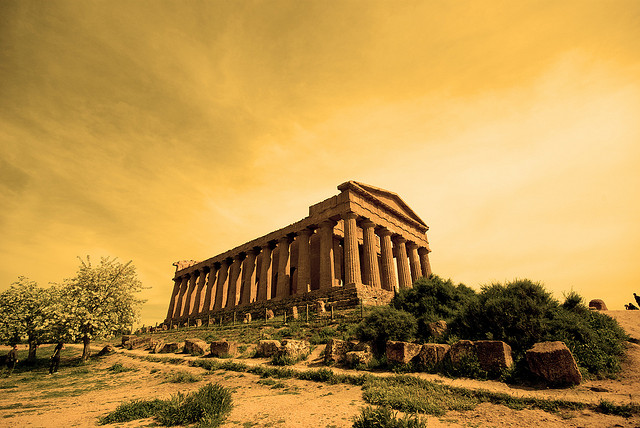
[0,310,638,427]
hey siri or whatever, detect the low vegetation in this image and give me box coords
[99,383,233,427]
[352,406,427,428]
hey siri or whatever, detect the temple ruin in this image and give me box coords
[164,181,432,326]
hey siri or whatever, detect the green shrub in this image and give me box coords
[309,327,338,344]
[392,275,475,327]
[356,306,417,354]
[352,406,427,428]
[449,279,628,378]
[165,370,202,383]
[155,383,233,427]
[270,352,308,366]
[98,399,166,424]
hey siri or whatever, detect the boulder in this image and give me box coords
[526,341,582,386]
[276,339,310,360]
[96,345,115,356]
[184,338,209,355]
[158,342,182,354]
[324,339,353,364]
[152,340,165,354]
[475,340,513,372]
[415,343,450,369]
[386,341,422,365]
[449,340,476,366]
[427,320,447,339]
[210,340,238,357]
[121,335,135,347]
[345,350,372,367]
[588,299,608,311]
[256,340,281,357]
[125,336,152,350]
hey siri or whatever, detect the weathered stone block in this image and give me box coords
[276,339,310,360]
[152,340,165,354]
[159,342,182,354]
[316,300,326,313]
[256,340,281,357]
[475,340,513,372]
[244,313,252,324]
[125,336,152,350]
[266,309,275,320]
[415,343,450,368]
[526,341,582,386]
[121,335,135,347]
[449,340,476,366]
[324,339,352,364]
[291,306,299,319]
[386,341,422,365]
[195,319,203,327]
[345,350,372,366]
[427,320,447,339]
[588,299,607,310]
[184,338,209,355]
[210,340,238,357]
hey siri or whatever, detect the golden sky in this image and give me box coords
[1,0,639,326]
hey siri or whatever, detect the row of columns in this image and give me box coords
[166,212,431,321]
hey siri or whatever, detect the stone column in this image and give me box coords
[343,212,362,286]
[201,264,218,313]
[418,247,432,278]
[166,277,181,321]
[296,228,312,294]
[275,236,292,300]
[393,236,412,289]
[361,220,381,288]
[191,268,208,316]
[226,254,244,308]
[172,275,189,318]
[240,248,258,305]
[407,242,423,283]
[378,228,397,291]
[318,220,336,290]
[180,272,198,317]
[213,259,230,310]
[257,243,274,301]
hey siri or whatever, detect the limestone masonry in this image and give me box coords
[164,181,432,325]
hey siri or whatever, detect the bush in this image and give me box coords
[352,406,427,428]
[156,383,233,427]
[449,279,628,378]
[165,370,203,383]
[392,276,475,324]
[99,399,166,424]
[107,362,137,373]
[356,306,417,354]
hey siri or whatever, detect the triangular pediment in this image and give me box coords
[342,181,428,229]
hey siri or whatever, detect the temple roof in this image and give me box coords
[338,181,428,229]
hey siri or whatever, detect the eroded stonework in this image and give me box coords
[164,181,432,325]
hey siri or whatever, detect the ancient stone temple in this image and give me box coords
[164,181,432,326]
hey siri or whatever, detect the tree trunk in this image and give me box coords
[82,335,91,361]
[27,337,38,362]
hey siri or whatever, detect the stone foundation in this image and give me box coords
[166,283,393,327]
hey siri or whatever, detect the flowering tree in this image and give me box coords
[0,277,53,361]
[54,256,144,360]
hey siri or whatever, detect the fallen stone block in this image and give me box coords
[415,343,450,369]
[475,340,513,373]
[210,340,238,357]
[449,340,476,366]
[386,340,422,365]
[526,341,582,386]
[324,339,353,364]
[158,342,183,354]
[345,350,372,367]
[184,338,209,355]
[256,340,281,358]
[276,339,310,361]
